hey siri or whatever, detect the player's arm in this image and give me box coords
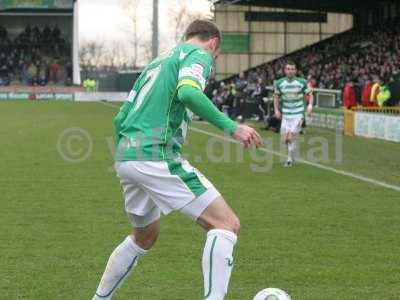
[177,49,261,147]
[304,82,313,117]
[177,50,238,133]
[177,85,261,147]
[113,101,131,145]
[177,85,236,134]
[113,90,136,145]
[306,92,314,116]
[273,94,280,117]
[273,81,281,119]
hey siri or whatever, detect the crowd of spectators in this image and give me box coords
[0,24,72,86]
[211,18,400,113]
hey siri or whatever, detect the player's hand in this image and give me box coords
[274,110,282,119]
[233,124,262,148]
[306,104,313,117]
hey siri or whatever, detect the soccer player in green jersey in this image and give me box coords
[92,20,262,300]
[273,61,313,167]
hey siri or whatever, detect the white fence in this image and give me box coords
[74,92,128,102]
[354,112,400,142]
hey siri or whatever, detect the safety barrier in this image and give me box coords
[344,108,400,142]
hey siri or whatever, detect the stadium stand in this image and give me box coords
[0,24,71,87]
[212,18,400,114]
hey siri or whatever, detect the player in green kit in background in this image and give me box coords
[273,61,313,167]
[91,20,262,300]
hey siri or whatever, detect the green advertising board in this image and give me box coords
[306,109,344,131]
[221,33,250,54]
[0,0,73,10]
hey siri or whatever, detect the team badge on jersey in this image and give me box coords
[191,63,204,77]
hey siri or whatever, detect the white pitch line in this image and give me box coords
[190,127,400,192]
[96,101,121,109]
[98,101,400,192]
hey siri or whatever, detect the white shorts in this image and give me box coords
[281,117,303,135]
[115,159,221,228]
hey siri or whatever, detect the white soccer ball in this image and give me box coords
[253,288,292,300]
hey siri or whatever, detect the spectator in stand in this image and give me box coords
[65,61,73,86]
[50,60,60,84]
[353,78,362,105]
[0,64,10,86]
[226,83,236,115]
[219,82,236,118]
[24,24,31,37]
[38,61,48,86]
[32,25,41,43]
[377,78,391,107]
[362,77,373,106]
[52,25,61,40]
[370,77,382,106]
[213,82,226,111]
[204,77,216,101]
[213,19,400,103]
[343,78,357,109]
[27,61,38,86]
[0,24,70,86]
[251,78,266,122]
[0,26,7,39]
[20,62,28,85]
[234,72,247,120]
[43,25,51,42]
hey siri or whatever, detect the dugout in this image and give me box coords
[80,70,140,92]
[0,0,80,85]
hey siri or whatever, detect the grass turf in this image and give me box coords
[0,101,399,300]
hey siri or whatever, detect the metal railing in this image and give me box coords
[351,106,400,115]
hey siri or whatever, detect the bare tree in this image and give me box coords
[139,38,153,63]
[106,42,126,69]
[120,0,140,67]
[79,40,108,69]
[79,42,91,69]
[89,41,107,67]
[120,0,152,67]
[169,2,209,43]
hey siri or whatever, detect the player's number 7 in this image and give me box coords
[133,65,162,112]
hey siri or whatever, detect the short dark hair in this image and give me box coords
[184,19,221,43]
[285,60,297,67]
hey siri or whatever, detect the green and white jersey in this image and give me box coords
[116,43,213,161]
[274,76,310,119]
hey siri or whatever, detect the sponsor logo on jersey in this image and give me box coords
[191,63,204,76]
[178,64,206,90]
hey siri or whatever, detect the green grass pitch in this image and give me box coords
[1,101,399,300]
